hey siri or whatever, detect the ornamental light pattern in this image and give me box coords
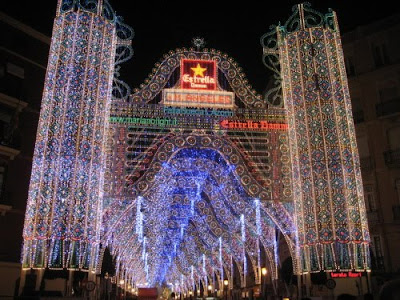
[21,0,133,270]
[21,0,369,292]
[262,3,370,272]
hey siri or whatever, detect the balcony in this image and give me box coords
[384,148,400,168]
[376,98,400,117]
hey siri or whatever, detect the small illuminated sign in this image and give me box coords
[162,58,234,109]
[330,272,362,278]
[220,120,288,131]
[163,88,234,109]
[163,106,234,117]
[110,116,178,127]
[181,59,217,90]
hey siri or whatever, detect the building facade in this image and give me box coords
[0,12,49,296]
[343,13,400,275]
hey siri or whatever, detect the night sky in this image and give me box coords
[1,0,399,93]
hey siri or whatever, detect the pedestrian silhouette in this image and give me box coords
[379,278,400,300]
[337,294,357,300]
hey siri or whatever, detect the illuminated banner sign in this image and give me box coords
[163,106,234,117]
[220,120,288,131]
[181,59,216,90]
[330,272,363,278]
[163,88,235,109]
[110,116,178,127]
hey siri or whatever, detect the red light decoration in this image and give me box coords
[220,120,288,131]
[330,272,362,278]
[181,59,217,90]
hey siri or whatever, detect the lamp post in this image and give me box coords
[104,272,109,300]
[261,268,267,300]
[119,279,125,300]
[223,280,229,300]
[208,285,212,298]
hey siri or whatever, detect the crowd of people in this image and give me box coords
[298,278,400,300]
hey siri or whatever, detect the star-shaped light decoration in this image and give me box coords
[191,64,207,77]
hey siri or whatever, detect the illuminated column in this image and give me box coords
[21,1,125,270]
[262,4,370,273]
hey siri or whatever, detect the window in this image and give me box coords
[345,56,355,76]
[0,165,7,203]
[6,62,24,79]
[384,127,400,168]
[357,136,374,171]
[352,97,364,123]
[376,81,400,117]
[379,86,398,104]
[0,62,24,99]
[0,103,18,147]
[370,235,385,270]
[394,179,400,221]
[387,126,400,150]
[357,136,370,158]
[393,205,400,221]
[364,185,376,212]
[372,42,390,67]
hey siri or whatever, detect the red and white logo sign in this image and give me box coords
[181,59,217,90]
[162,58,234,109]
[220,120,288,131]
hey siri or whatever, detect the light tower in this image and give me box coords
[262,3,370,273]
[21,0,132,275]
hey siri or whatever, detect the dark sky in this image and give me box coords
[1,0,400,93]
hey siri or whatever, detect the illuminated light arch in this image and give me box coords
[101,146,292,287]
[22,0,370,294]
[131,135,274,200]
[128,49,264,107]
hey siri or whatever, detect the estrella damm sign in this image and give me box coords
[181,59,217,90]
[220,119,288,131]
